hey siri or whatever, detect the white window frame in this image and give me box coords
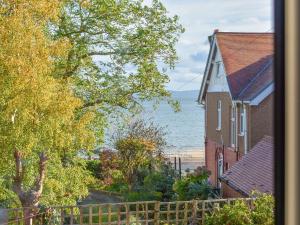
[217,100,222,130]
[231,106,236,147]
[239,106,246,135]
[215,61,221,77]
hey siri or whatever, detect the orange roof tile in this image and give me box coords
[216,32,274,99]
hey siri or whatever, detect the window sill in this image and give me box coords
[216,128,221,131]
[238,133,244,136]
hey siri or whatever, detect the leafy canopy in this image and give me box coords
[0,0,95,207]
[54,0,184,142]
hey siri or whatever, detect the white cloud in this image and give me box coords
[158,0,273,91]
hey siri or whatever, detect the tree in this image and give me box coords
[115,137,154,190]
[0,0,95,221]
[114,118,167,190]
[54,0,184,142]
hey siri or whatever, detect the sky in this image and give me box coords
[150,0,273,91]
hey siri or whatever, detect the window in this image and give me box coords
[231,106,236,146]
[225,162,229,171]
[217,100,221,130]
[216,62,221,77]
[240,106,246,135]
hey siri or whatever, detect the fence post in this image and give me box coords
[202,201,205,225]
[183,202,188,224]
[154,201,160,225]
[89,206,93,225]
[192,200,197,224]
[125,204,130,225]
[175,202,179,225]
[70,207,74,225]
[98,206,102,225]
[0,209,8,225]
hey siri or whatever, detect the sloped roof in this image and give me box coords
[216,32,274,100]
[220,136,274,196]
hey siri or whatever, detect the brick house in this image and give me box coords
[197,30,274,196]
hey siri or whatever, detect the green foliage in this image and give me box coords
[115,137,154,188]
[173,166,212,200]
[205,193,275,225]
[40,157,95,206]
[86,160,102,179]
[55,0,184,116]
[251,192,275,225]
[143,164,176,201]
[124,191,162,202]
[205,200,252,225]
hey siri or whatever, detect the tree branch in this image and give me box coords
[34,152,48,196]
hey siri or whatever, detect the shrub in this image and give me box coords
[86,160,101,179]
[173,166,212,200]
[205,193,275,225]
[205,200,252,225]
[251,192,275,225]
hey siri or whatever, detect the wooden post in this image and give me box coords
[183,202,188,224]
[154,201,160,225]
[175,202,179,225]
[145,202,149,225]
[89,206,93,225]
[117,207,121,225]
[136,203,139,224]
[70,207,74,225]
[202,201,205,225]
[108,204,112,225]
[167,203,170,224]
[125,204,130,225]
[179,157,182,179]
[79,208,83,225]
[174,157,177,170]
[61,208,64,225]
[192,200,197,224]
[98,206,102,225]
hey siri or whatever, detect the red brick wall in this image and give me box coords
[221,182,246,198]
[205,138,241,187]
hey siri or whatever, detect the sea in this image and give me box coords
[104,90,205,154]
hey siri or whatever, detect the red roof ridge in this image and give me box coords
[216,32,274,35]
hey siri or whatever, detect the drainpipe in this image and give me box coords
[235,102,239,152]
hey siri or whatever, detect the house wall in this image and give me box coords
[221,182,246,198]
[205,92,232,148]
[205,138,240,187]
[250,93,274,149]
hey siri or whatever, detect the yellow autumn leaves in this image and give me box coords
[0,0,95,156]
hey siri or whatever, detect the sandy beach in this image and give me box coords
[164,148,205,174]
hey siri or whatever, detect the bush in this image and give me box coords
[124,191,162,202]
[86,160,101,179]
[205,193,274,225]
[173,166,211,200]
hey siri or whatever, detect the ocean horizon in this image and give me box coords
[142,90,205,151]
[104,90,205,153]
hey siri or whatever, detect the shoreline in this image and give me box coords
[163,147,205,172]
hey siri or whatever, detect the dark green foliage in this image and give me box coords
[86,160,102,179]
[143,164,177,201]
[173,166,212,200]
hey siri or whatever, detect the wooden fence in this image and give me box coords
[2,198,254,225]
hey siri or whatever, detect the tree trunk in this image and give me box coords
[12,150,48,225]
